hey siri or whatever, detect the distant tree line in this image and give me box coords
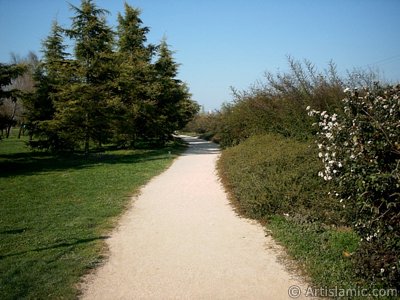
[0,59,27,138]
[0,0,199,152]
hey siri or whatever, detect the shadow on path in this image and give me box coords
[179,135,220,155]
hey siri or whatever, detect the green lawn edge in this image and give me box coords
[0,133,186,299]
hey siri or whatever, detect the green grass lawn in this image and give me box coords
[0,132,184,299]
[267,216,359,288]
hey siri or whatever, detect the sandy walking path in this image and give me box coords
[80,136,308,299]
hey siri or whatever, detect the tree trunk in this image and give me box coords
[84,113,90,155]
[84,131,90,155]
[18,124,24,139]
[6,100,18,138]
[6,125,11,138]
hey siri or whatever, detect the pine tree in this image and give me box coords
[117,4,154,57]
[115,3,156,146]
[60,0,116,153]
[18,1,197,150]
[153,39,199,142]
[24,21,71,150]
[42,21,70,78]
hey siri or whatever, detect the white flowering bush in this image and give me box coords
[308,83,400,288]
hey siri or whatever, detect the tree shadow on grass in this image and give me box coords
[0,148,174,178]
[0,228,28,235]
[0,236,109,260]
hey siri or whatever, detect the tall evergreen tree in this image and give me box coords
[59,0,116,153]
[42,21,70,78]
[24,21,70,150]
[19,1,197,150]
[117,4,154,58]
[115,3,156,146]
[153,39,199,141]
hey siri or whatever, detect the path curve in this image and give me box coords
[80,136,308,299]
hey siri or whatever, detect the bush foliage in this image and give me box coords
[186,57,350,147]
[218,134,346,225]
[309,83,400,289]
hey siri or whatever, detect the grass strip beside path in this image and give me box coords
[0,135,184,299]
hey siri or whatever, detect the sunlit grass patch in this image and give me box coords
[0,134,184,299]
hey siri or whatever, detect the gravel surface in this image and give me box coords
[80,136,308,300]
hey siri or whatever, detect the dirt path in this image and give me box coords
[80,136,308,299]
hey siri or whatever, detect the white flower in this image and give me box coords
[318,152,323,158]
[344,88,351,93]
[306,106,310,111]
[380,268,385,273]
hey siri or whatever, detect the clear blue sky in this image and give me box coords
[1,0,400,110]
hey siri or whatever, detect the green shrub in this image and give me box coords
[213,58,349,148]
[308,83,400,289]
[186,58,380,149]
[183,112,222,143]
[218,133,345,225]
